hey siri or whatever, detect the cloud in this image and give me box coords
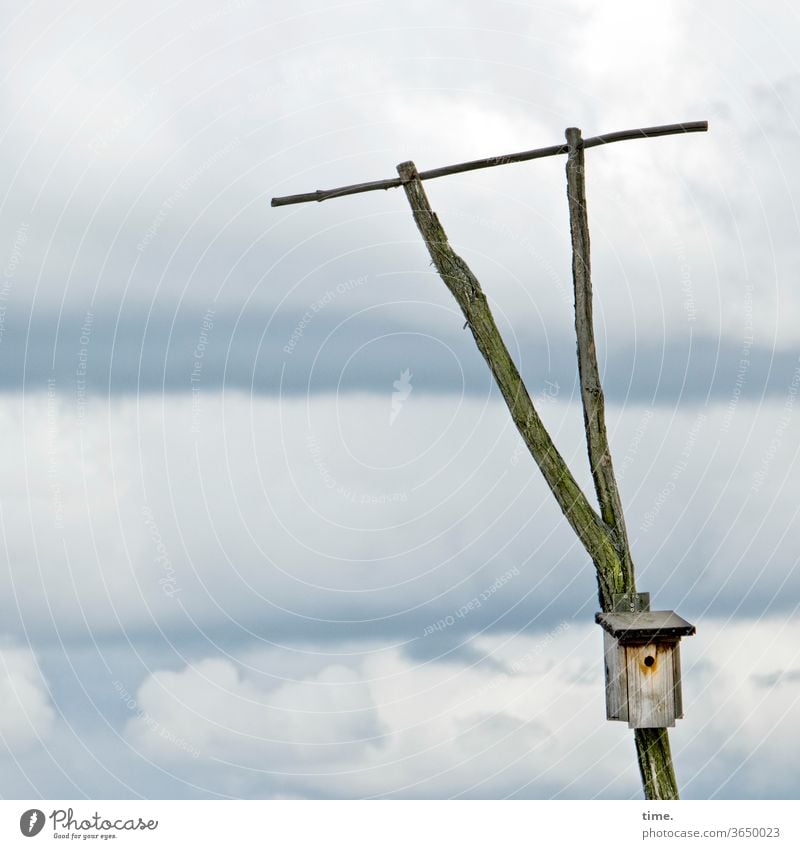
[116,627,631,798]
[1,0,800,802]
[0,643,55,754]
[750,668,800,689]
[2,391,800,648]
[1,303,798,405]
[102,616,800,799]
[125,658,386,769]
[0,613,797,800]
[0,0,795,362]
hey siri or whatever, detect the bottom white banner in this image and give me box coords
[1,800,795,848]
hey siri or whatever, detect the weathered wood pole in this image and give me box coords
[396,160,625,609]
[397,149,679,800]
[565,127,679,800]
[564,127,635,591]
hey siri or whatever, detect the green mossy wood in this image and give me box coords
[397,160,625,608]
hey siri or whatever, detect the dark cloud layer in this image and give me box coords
[0,305,794,405]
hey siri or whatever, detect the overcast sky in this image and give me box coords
[1,0,799,800]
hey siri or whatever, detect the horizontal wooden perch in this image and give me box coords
[271,120,708,207]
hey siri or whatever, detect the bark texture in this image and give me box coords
[397,160,625,609]
[635,728,680,800]
[565,127,635,593]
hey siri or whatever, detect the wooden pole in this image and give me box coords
[272,121,707,207]
[565,127,679,800]
[396,159,625,611]
[565,127,636,594]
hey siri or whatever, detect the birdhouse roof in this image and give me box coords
[595,610,696,641]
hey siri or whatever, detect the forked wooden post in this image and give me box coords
[395,159,625,607]
[271,121,708,800]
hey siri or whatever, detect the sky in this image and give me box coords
[0,0,799,799]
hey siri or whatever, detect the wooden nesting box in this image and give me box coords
[596,608,695,729]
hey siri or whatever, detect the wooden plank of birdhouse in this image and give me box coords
[625,643,676,729]
[603,631,628,721]
[672,641,684,720]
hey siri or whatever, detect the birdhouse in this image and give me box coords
[596,599,695,729]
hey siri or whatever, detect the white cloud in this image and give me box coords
[125,657,385,768]
[116,616,800,798]
[0,643,55,753]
